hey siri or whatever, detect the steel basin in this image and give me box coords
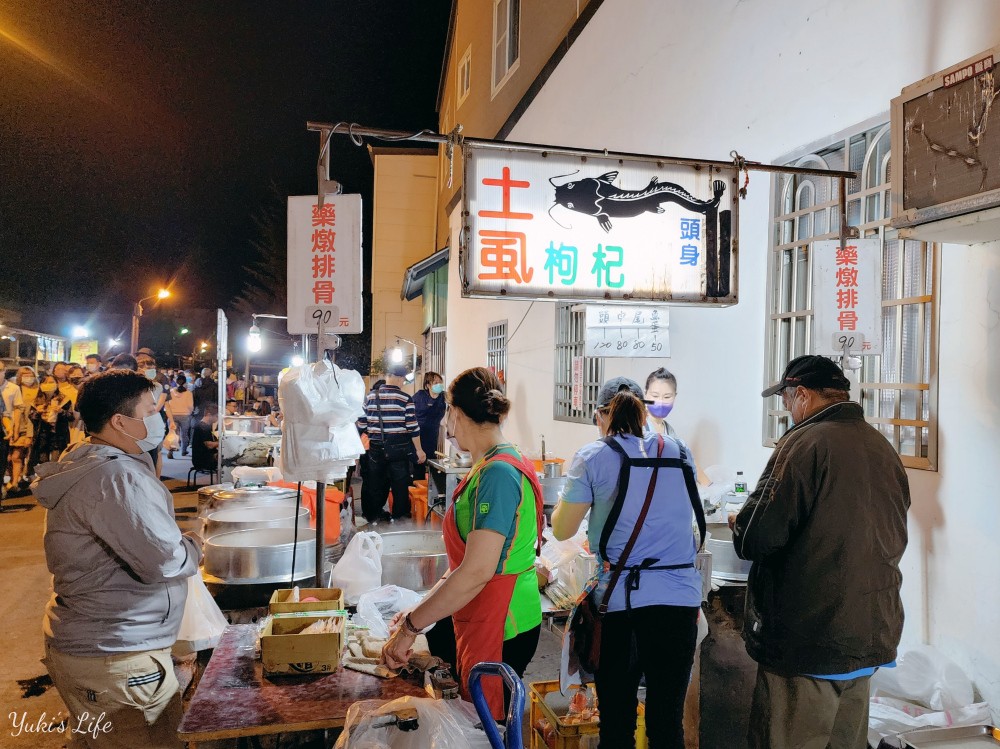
[204,505,311,539]
[203,527,316,583]
[539,476,567,507]
[705,523,752,581]
[379,530,448,592]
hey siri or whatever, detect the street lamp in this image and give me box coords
[130,288,172,354]
[247,324,262,353]
[179,327,190,335]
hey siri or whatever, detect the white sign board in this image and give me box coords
[585,305,669,357]
[216,309,228,362]
[571,356,584,411]
[461,146,738,304]
[287,195,363,335]
[811,238,882,355]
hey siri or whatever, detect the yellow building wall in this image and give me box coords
[370,151,439,382]
[436,0,595,246]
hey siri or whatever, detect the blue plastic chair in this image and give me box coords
[468,662,525,749]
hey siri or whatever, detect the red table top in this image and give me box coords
[178,624,428,741]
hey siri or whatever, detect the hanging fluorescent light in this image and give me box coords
[247,324,262,353]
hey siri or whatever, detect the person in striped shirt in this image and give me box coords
[357,363,425,522]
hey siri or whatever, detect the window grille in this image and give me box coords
[765,122,938,469]
[554,303,604,423]
[491,0,520,94]
[486,320,508,390]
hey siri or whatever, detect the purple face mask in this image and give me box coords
[648,402,673,420]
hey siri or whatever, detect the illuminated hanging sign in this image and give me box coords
[287,195,363,335]
[460,145,738,305]
[811,238,883,355]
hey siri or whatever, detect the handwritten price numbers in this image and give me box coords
[307,306,339,329]
[833,334,866,351]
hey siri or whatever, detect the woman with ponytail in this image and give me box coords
[553,377,704,749]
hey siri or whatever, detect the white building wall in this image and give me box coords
[444,0,1000,711]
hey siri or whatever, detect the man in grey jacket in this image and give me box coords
[33,370,202,748]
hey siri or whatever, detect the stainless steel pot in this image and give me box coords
[198,483,234,511]
[204,505,311,539]
[203,527,316,583]
[539,476,567,507]
[210,486,299,510]
[379,530,449,592]
[705,523,751,581]
[543,461,562,478]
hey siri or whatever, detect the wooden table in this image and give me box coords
[178,624,428,746]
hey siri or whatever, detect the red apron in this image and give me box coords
[443,449,544,720]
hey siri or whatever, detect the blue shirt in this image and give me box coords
[559,433,702,611]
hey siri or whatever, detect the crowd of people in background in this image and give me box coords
[0,347,281,498]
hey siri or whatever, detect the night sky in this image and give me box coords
[0,1,449,356]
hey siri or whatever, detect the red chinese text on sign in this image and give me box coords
[478,167,534,221]
[311,204,336,227]
[312,229,336,253]
[312,255,336,279]
[478,230,533,284]
[313,280,335,304]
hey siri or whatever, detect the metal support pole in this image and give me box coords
[315,482,326,587]
[306,121,858,181]
[130,303,141,355]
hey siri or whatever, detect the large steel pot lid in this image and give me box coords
[213,486,298,501]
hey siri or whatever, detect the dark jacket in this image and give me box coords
[193,378,218,413]
[732,401,909,675]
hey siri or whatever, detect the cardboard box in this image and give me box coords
[269,587,345,614]
[261,614,344,676]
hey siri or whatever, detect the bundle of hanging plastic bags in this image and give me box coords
[279,360,367,482]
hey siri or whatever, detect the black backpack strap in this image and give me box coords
[678,444,706,550]
[598,436,633,563]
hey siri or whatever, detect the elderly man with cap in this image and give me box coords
[730,355,910,749]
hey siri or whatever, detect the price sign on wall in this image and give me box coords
[812,238,882,355]
[585,305,670,358]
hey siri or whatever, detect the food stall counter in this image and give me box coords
[178,624,427,745]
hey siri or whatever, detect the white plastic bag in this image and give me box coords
[334,696,492,749]
[330,531,383,605]
[356,585,424,639]
[164,425,180,451]
[870,645,975,710]
[868,695,992,738]
[174,575,229,654]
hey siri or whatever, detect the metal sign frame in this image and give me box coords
[460,145,740,306]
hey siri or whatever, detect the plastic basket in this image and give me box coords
[529,680,645,749]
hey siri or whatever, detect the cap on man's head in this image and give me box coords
[596,377,651,409]
[761,355,851,397]
[136,347,155,356]
[386,363,408,378]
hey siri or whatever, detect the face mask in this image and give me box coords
[40,383,57,394]
[118,413,166,451]
[21,377,36,387]
[86,363,99,373]
[430,383,444,395]
[144,368,157,380]
[445,415,462,452]
[648,402,673,420]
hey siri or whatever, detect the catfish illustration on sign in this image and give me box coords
[548,170,726,232]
